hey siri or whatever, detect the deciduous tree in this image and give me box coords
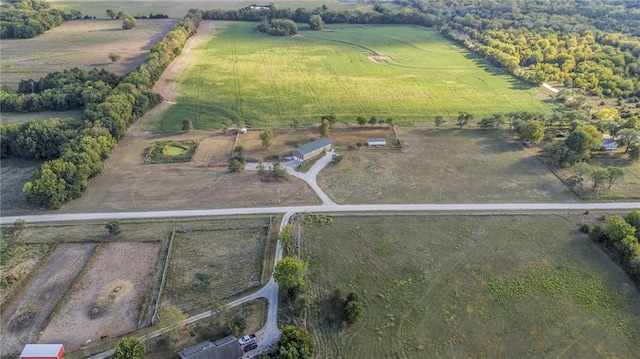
[606,167,625,189]
[319,119,330,137]
[274,257,308,294]
[260,129,273,148]
[518,120,545,144]
[309,14,324,31]
[434,116,445,129]
[456,112,473,129]
[275,325,314,359]
[356,115,367,127]
[114,337,146,359]
[108,53,121,63]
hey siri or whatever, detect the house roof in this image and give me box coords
[295,138,331,155]
[20,344,64,358]
[603,139,617,145]
[179,341,214,358]
[179,337,242,359]
[368,137,386,142]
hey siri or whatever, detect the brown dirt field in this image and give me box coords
[0,243,97,356]
[58,131,319,213]
[164,226,267,313]
[0,19,177,87]
[318,127,577,204]
[40,242,160,351]
[0,243,54,307]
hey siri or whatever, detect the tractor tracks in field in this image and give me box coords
[256,39,284,116]
[283,41,323,113]
[230,27,246,119]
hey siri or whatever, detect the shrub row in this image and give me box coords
[588,210,640,285]
[21,10,203,208]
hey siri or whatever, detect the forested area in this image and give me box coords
[402,0,640,99]
[0,0,81,39]
[0,9,203,208]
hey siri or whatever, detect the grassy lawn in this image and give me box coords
[154,22,556,132]
[318,128,575,203]
[164,220,269,313]
[301,215,640,358]
[0,19,177,88]
[145,140,198,163]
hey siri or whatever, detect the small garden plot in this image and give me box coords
[40,242,160,351]
[145,140,198,164]
[1,243,96,357]
[191,135,235,164]
[164,224,268,313]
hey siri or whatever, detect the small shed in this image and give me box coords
[367,137,387,147]
[179,336,242,359]
[292,138,331,163]
[20,344,64,359]
[603,139,618,150]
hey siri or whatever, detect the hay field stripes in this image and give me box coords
[230,26,246,118]
[255,37,284,116]
[282,39,323,113]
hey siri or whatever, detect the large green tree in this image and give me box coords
[260,129,273,148]
[518,120,545,144]
[274,257,308,293]
[319,119,330,137]
[309,14,324,31]
[114,337,146,359]
[275,325,314,359]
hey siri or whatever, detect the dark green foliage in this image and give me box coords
[228,158,243,172]
[122,14,137,29]
[257,19,298,36]
[145,141,198,164]
[592,213,640,285]
[105,221,121,236]
[182,119,193,132]
[114,337,146,359]
[319,119,330,137]
[309,14,323,31]
[0,119,78,159]
[0,0,72,39]
[191,273,212,293]
[275,325,314,359]
[344,293,363,324]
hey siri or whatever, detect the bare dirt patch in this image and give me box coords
[0,19,177,87]
[0,243,96,356]
[369,55,391,64]
[40,242,160,351]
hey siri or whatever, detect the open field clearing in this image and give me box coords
[318,128,575,203]
[48,0,364,18]
[301,215,640,358]
[0,19,177,87]
[49,131,319,214]
[1,159,44,216]
[154,22,554,132]
[1,243,96,356]
[40,242,160,351]
[0,243,54,307]
[164,223,269,313]
[0,110,83,124]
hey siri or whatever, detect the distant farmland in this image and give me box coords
[156,22,555,131]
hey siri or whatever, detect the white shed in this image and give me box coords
[603,139,618,150]
[367,137,387,147]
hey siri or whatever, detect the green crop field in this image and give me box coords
[155,22,555,132]
[301,215,640,358]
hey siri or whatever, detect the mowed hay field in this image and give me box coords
[301,215,640,358]
[155,22,554,132]
[318,128,575,203]
[0,19,177,87]
[164,219,269,313]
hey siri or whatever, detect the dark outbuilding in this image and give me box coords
[292,138,332,163]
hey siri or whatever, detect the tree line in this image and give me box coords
[401,0,640,100]
[2,9,204,208]
[1,68,121,112]
[0,0,81,39]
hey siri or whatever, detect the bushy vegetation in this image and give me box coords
[588,210,640,285]
[0,0,81,39]
[144,140,198,164]
[275,325,314,359]
[257,19,297,36]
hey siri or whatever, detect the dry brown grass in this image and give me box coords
[318,127,577,204]
[0,19,177,87]
[164,222,269,313]
[0,158,44,216]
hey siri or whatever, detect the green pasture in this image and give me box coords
[155,22,555,132]
[144,140,198,163]
[301,215,640,358]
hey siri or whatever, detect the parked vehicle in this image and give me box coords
[243,343,258,352]
[238,334,256,346]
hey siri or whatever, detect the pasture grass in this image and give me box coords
[163,219,270,313]
[156,22,555,132]
[145,140,198,163]
[301,215,640,358]
[318,127,575,203]
[0,111,83,124]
